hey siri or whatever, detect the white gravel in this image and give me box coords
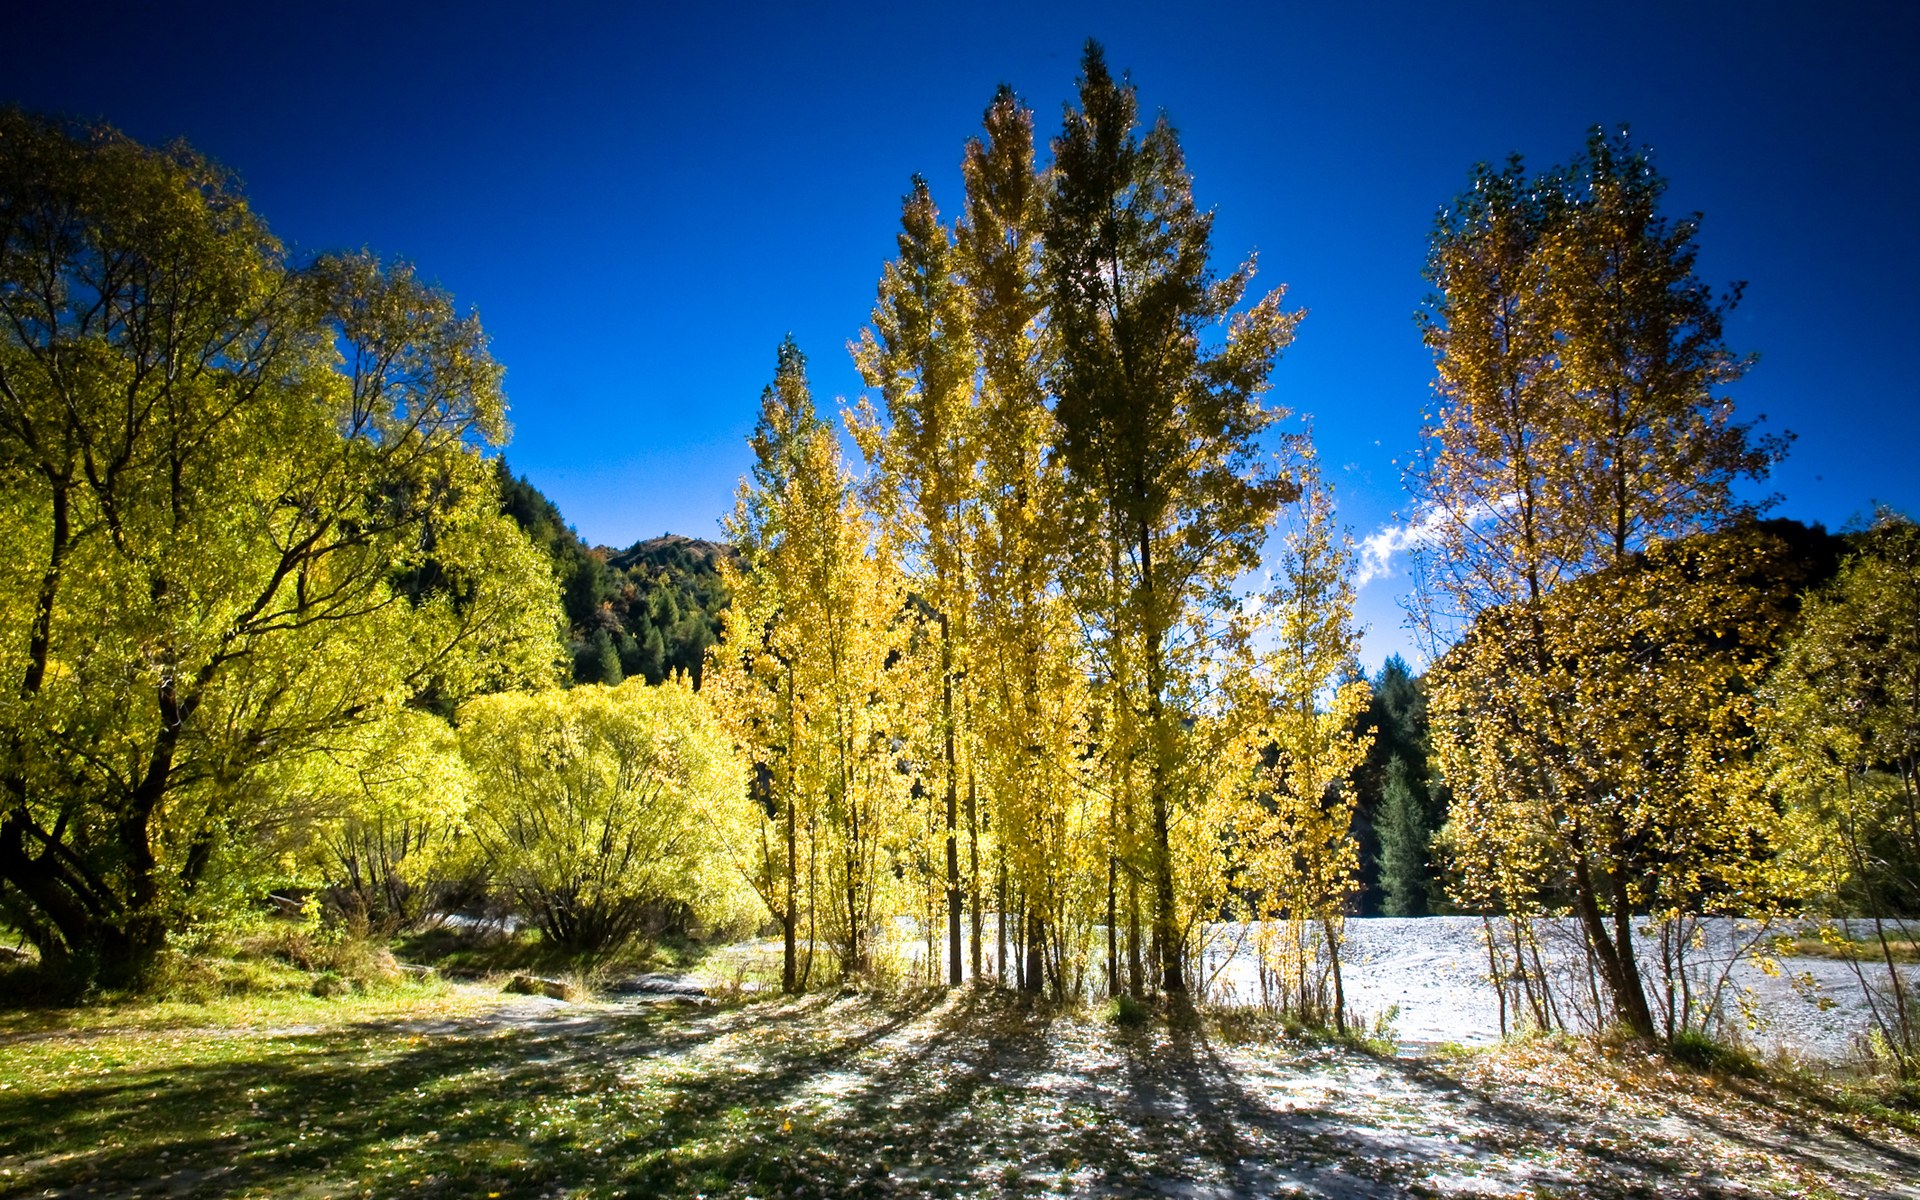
[1197,915,1916,1063]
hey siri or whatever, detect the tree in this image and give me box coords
[710,340,908,990]
[1412,129,1785,1038]
[1376,756,1432,917]
[1765,516,1920,1074]
[1236,453,1371,1027]
[852,171,981,985]
[292,709,475,934]
[957,86,1095,996]
[0,113,561,986]
[1351,655,1435,912]
[1044,42,1301,994]
[459,679,754,958]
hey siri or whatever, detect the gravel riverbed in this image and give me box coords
[1197,915,1910,1062]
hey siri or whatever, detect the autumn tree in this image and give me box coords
[956,86,1100,996]
[1765,515,1920,1074]
[0,113,561,986]
[460,679,754,958]
[1235,454,1371,1028]
[1414,129,1784,1038]
[1044,42,1301,995]
[710,340,908,990]
[852,173,981,985]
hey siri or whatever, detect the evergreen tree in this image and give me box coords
[1352,655,1434,911]
[1376,756,1433,917]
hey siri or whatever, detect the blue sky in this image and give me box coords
[12,1,1916,668]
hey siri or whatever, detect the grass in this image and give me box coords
[0,959,489,1039]
[1791,933,1920,964]
[7,975,1919,1198]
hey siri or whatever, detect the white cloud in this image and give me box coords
[1354,495,1515,590]
[1354,509,1450,590]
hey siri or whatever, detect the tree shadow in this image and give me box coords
[1,990,939,1199]
[8,989,1919,1199]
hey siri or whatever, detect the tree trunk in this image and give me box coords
[1025,909,1045,995]
[942,614,962,986]
[783,792,798,995]
[1105,856,1118,999]
[968,771,982,981]
[995,855,1008,987]
[1569,850,1654,1037]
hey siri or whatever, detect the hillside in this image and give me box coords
[496,461,732,687]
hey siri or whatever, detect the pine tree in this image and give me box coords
[1376,756,1432,917]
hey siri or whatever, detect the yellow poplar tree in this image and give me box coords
[956,86,1097,995]
[851,173,983,985]
[1236,454,1370,1028]
[711,340,908,989]
[1045,43,1301,995]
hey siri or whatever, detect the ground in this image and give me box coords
[3,982,1917,1199]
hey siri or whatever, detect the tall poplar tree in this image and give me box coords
[1043,42,1301,994]
[852,176,981,985]
[956,86,1092,996]
[714,340,906,990]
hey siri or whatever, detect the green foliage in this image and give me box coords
[0,112,562,989]
[495,462,732,689]
[280,709,478,935]
[1352,658,1441,914]
[1375,756,1433,917]
[604,536,732,687]
[459,678,756,960]
[1765,514,1920,1075]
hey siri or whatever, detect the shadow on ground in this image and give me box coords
[5,988,1917,1198]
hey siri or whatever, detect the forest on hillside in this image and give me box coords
[1,42,1916,1088]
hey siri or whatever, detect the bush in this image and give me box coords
[459,679,756,959]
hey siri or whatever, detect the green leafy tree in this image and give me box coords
[0,113,561,986]
[281,709,475,935]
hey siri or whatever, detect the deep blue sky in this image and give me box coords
[13,1,1916,667]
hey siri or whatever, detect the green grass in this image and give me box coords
[1790,933,1920,964]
